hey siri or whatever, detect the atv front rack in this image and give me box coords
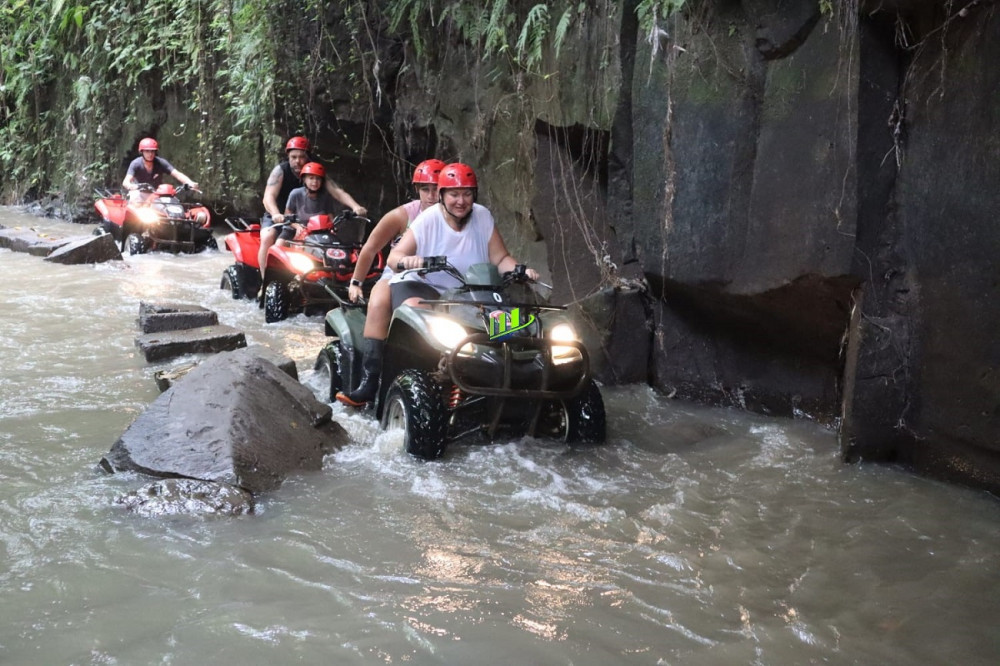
[443,332,589,401]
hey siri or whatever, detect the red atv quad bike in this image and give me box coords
[224,210,384,323]
[219,217,264,301]
[94,183,215,255]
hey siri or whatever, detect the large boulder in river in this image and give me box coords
[100,348,349,493]
[0,224,72,256]
[44,232,122,264]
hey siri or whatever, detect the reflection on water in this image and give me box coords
[1,209,999,665]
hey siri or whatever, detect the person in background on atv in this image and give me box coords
[258,136,367,279]
[277,161,339,245]
[337,162,538,408]
[335,159,445,407]
[122,138,198,202]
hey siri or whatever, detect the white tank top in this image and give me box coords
[393,203,494,290]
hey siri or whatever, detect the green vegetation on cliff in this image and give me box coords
[0,0,685,208]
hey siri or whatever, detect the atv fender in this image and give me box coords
[324,306,366,351]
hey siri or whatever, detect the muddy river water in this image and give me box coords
[1,208,998,664]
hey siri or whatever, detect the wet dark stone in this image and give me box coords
[114,478,255,517]
[138,302,219,333]
[571,287,651,386]
[135,324,246,362]
[44,232,122,264]
[100,349,349,494]
[153,345,298,392]
[0,225,73,256]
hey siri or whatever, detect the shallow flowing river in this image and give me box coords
[1,208,998,665]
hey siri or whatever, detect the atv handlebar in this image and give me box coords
[504,263,552,290]
[133,182,201,195]
[396,255,448,272]
[395,257,549,288]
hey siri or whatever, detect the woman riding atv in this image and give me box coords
[334,159,445,404]
[336,162,538,407]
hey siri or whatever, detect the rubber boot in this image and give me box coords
[336,338,384,407]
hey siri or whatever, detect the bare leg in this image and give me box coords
[258,228,277,279]
[361,280,392,340]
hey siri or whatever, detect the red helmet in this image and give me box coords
[300,162,325,178]
[438,163,477,190]
[412,159,446,185]
[285,136,310,153]
[138,138,159,152]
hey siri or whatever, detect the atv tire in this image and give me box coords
[264,281,290,323]
[202,236,218,252]
[381,370,447,460]
[314,341,347,402]
[546,378,606,444]
[221,265,244,300]
[126,234,148,255]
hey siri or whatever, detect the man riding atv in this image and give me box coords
[123,137,199,202]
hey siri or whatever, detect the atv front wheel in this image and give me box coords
[381,370,447,460]
[264,281,290,323]
[544,378,606,444]
[126,234,148,255]
[221,265,244,300]
[314,341,347,402]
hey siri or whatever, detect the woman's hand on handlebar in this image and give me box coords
[395,255,424,271]
[506,264,540,283]
[348,283,364,302]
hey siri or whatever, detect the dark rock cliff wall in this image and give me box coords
[844,0,1000,491]
[615,1,860,418]
[608,0,999,492]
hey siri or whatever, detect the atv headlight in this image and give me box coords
[136,207,161,225]
[550,323,582,362]
[428,316,472,354]
[288,253,316,274]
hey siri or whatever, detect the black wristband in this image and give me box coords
[350,278,362,287]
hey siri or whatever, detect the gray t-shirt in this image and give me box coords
[126,156,175,188]
[285,187,336,218]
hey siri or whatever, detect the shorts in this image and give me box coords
[390,280,441,310]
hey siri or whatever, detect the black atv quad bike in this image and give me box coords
[315,257,605,459]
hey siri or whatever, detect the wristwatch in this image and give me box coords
[350,278,362,287]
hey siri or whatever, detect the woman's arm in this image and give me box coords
[387,229,421,271]
[348,206,408,300]
[488,228,539,280]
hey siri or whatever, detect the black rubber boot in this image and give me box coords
[336,338,384,407]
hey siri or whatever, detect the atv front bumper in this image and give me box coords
[442,333,589,400]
